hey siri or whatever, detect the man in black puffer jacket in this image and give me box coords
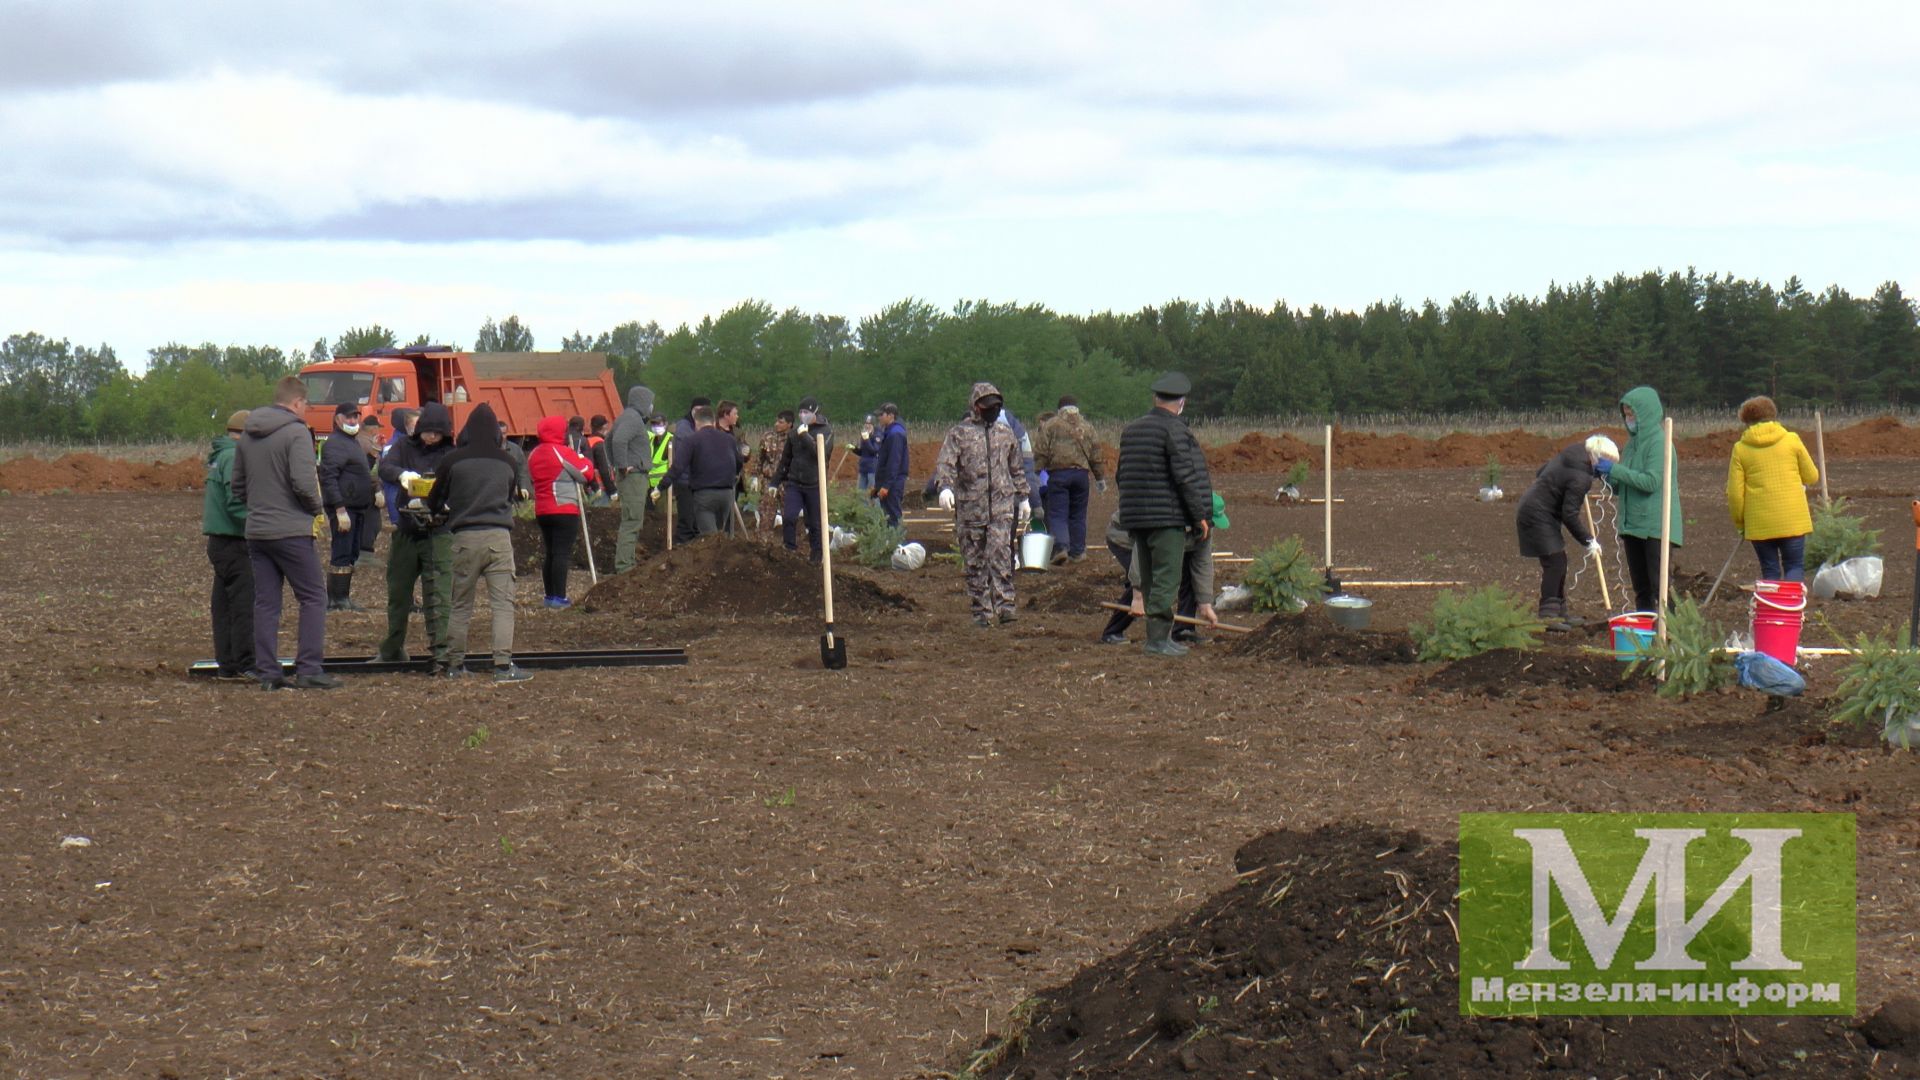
[376,401,456,669]
[1516,437,1615,631]
[1116,372,1213,657]
[318,403,376,612]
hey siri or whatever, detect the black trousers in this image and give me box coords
[207,535,255,674]
[1538,550,1567,603]
[1100,541,1196,638]
[537,513,579,600]
[1620,535,1673,612]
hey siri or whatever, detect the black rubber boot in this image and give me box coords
[1144,618,1189,657]
[1538,597,1572,633]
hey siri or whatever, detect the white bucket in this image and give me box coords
[1019,531,1055,571]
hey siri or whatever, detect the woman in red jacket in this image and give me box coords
[528,415,598,608]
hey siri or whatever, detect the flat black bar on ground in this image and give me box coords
[187,648,688,678]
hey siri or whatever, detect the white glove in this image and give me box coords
[1017,499,1030,521]
[1584,539,1602,557]
[938,488,955,511]
[373,489,386,509]
[399,470,421,486]
[333,508,350,532]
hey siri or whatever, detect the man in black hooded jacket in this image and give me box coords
[319,403,376,612]
[376,401,456,669]
[427,403,530,683]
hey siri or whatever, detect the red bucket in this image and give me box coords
[1752,580,1806,666]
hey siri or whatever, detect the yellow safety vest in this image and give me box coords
[649,432,673,486]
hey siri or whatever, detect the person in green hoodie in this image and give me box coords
[1597,386,1683,611]
[203,410,254,680]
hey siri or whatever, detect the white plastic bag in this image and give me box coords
[1810,556,1883,600]
[1478,485,1504,502]
[1214,584,1252,611]
[829,526,857,553]
[891,542,926,571]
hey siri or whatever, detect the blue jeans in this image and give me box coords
[856,471,874,493]
[1045,468,1091,556]
[1753,535,1807,582]
[782,483,823,561]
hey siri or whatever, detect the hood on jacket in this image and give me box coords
[537,415,570,445]
[208,433,236,460]
[414,401,454,441]
[1740,420,1789,448]
[458,403,501,449]
[969,382,1002,407]
[1620,386,1664,434]
[243,404,305,438]
[627,385,655,414]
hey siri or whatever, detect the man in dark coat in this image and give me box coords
[318,403,376,612]
[1516,437,1615,631]
[376,401,456,670]
[1115,372,1213,657]
[427,403,530,683]
[231,376,339,690]
[870,403,909,528]
[772,396,833,561]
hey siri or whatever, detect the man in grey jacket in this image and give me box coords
[231,375,339,690]
[605,384,655,573]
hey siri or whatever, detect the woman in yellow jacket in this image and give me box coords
[1726,396,1819,581]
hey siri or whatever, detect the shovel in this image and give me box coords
[573,487,599,585]
[1909,501,1920,647]
[813,433,847,669]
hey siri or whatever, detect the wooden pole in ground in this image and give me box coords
[1815,409,1830,508]
[665,488,675,551]
[1656,416,1674,646]
[1582,498,1611,610]
[1323,423,1334,569]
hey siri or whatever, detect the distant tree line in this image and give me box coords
[4,269,1917,442]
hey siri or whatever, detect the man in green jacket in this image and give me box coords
[203,411,254,680]
[1597,385,1683,612]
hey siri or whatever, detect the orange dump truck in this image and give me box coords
[297,347,622,439]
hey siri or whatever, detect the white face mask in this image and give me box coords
[340,422,361,435]
[650,425,666,436]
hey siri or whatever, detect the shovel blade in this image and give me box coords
[820,630,848,670]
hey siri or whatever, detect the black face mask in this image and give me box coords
[977,402,1002,425]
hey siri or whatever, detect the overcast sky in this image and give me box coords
[4,0,1919,370]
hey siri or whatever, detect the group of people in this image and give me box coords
[1516,386,1821,630]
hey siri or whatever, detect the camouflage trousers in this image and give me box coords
[957,514,1017,619]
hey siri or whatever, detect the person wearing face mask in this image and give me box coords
[772,396,833,561]
[647,413,674,500]
[376,401,457,670]
[318,403,376,612]
[931,382,1030,627]
[1599,386,1683,612]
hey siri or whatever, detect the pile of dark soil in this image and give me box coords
[508,506,632,574]
[1419,647,1646,697]
[578,537,913,618]
[1230,608,1416,665]
[983,824,1902,1078]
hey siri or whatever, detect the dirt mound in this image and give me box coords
[578,537,913,618]
[1420,647,1646,697]
[1230,608,1417,665]
[986,824,1892,1078]
[0,453,204,493]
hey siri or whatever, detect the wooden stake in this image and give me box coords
[1098,602,1253,634]
[1814,409,1830,508]
[1323,423,1334,569]
[665,487,674,551]
[1656,416,1674,646]
[1582,498,1611,610]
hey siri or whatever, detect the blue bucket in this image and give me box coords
[1608,612,1657,661]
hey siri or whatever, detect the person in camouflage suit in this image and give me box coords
[754,410,793,531]
[931,382,1031,627]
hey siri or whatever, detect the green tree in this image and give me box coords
[475,315,534,352]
